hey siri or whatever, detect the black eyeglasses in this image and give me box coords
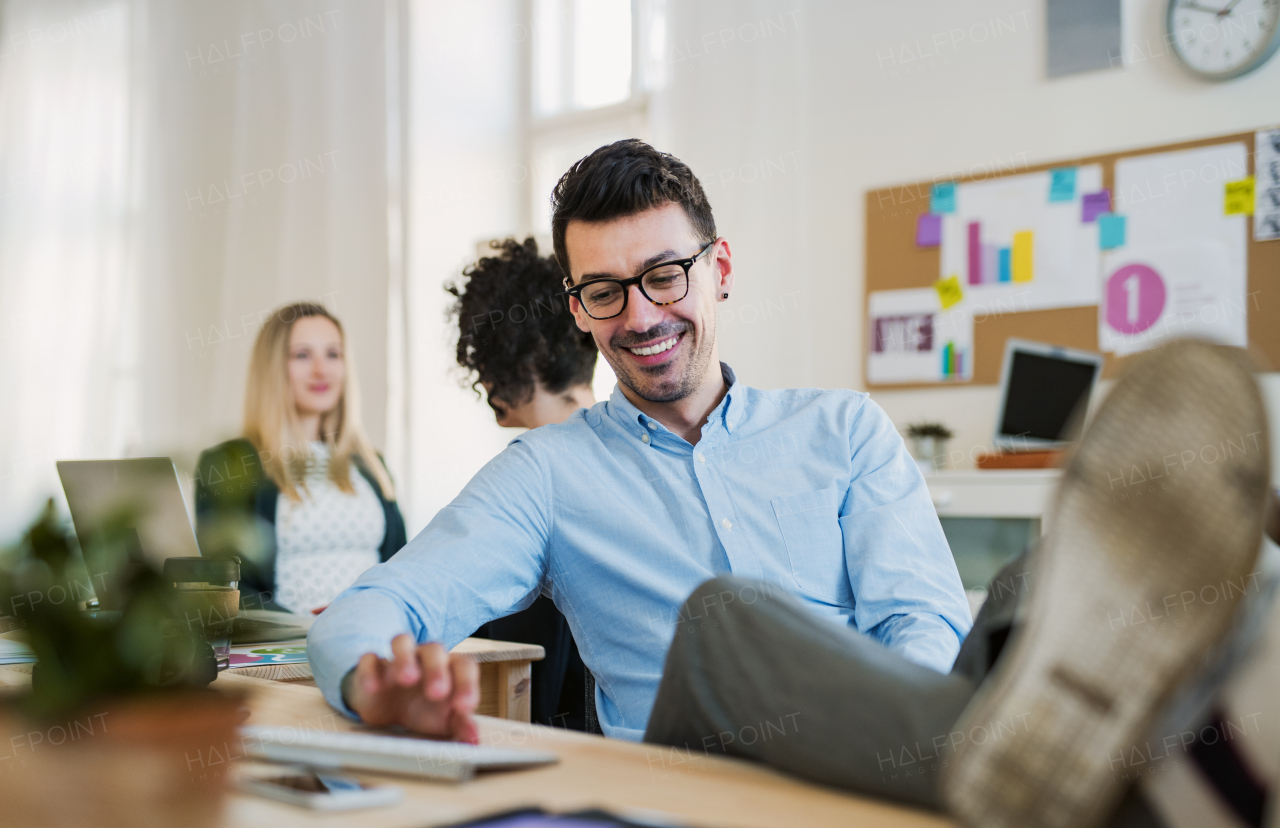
[563,240,716,320]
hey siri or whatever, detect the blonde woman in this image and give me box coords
[195,302,406,615]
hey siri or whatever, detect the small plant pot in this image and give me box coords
[0,690,247,828]
[910,436,950,471]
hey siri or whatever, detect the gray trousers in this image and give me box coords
[643,558,1161,826]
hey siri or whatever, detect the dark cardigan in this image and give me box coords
[194,438,407,611]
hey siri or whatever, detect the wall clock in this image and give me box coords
[1167,0,1280,80]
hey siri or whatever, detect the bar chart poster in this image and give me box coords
[939,165,1103,315]
[867,287,973,384]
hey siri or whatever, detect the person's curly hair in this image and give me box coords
[446,237,597,410]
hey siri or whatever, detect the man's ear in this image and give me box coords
[568,295,592,333]
[712,238,734,302]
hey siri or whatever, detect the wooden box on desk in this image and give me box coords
[231,637,545,722]
[974,449,1064,470]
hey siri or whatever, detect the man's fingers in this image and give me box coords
[352,653,382,705]
[450,711,480,745]
[418,642,451,701]
[450,655,480,713]
[390,634,421,686]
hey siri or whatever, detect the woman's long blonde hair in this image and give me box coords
[243,302,394,502]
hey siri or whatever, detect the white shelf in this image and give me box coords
[925,469,1060,521]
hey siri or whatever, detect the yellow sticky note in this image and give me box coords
[1012,230,1034,282]
[935,274,963,310]
[1225,177,1254,215]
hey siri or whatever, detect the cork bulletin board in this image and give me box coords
[864,130,1280,389]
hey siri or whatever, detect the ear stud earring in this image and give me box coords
[722,293,729,299]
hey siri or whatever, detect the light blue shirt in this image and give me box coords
[309,364,972,741]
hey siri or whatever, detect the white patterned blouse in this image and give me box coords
[273,442,386,614]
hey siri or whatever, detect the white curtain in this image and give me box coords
[0,0,398,540]
[0,0,138,539]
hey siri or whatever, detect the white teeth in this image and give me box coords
[628,336,678,356]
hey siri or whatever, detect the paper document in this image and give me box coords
[0,632,36,665]
[1101,144,1248,354]
[228,639,308,668]
[939,165,1103,314]
[1255,128,1280,241]
[868,288,973,384]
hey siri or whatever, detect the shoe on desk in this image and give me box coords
[941,340,1271,828]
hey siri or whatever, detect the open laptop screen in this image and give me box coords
[998,348,1100,446]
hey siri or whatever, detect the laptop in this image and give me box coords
[56,458,309,642]
[992,339,1104,451]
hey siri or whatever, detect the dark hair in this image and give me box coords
[551,139,716,281]
[446,237,597,408]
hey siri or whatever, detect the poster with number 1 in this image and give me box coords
[1100,144,1248,355]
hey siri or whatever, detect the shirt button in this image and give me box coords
[721,518,733,530]
[645,421,657,430]
[641,433,650,444]
[697,454,706,464]
[727,420,734,432]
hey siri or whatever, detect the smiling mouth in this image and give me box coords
[627,335,679,357]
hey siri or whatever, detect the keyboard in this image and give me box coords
[240,726,559,782]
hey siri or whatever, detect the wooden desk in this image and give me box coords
[218,673,953,828]
[228,637,544,722]
[0,666,953,827]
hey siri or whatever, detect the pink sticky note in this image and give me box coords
[1082,190,1111,222]
[916,213,942,247]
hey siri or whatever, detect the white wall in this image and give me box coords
[403,0,525,534]
[138,1,394,469]
[651,0,1280,470]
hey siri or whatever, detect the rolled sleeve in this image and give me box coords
[307,439,554,716]
[841,399,972,671]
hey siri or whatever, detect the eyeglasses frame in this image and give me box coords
[562,239,718,320]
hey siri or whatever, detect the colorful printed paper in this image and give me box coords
[938,165,1102,313]
[1101,143,1248,355]
[916,213,942,247]
[228,640,309,668]
[1224,177,1254,216]
[1098,214,1126,249]
[934,275,963,309]
[1048,167,1078,202]
[867,288,973,384]
[931,182,956,214]
[1081,190,1111,222]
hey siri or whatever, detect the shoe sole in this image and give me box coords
[941,340,1270,828]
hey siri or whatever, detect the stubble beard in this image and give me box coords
[608,317,716,404]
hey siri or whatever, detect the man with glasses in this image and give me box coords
[307,139,971,743]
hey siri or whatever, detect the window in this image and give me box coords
[524,0,664,235]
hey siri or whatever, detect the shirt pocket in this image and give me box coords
[770,487,852,606]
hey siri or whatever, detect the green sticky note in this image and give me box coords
[1049,167,1077,202]
[1098,213,1126,249]
[931,182,956,214]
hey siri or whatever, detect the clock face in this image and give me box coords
[1168,0,1280,80]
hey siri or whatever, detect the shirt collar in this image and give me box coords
[606,361,745,439]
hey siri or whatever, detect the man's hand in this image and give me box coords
[341,635,481,744]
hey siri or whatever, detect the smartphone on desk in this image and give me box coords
[238,768,403,811]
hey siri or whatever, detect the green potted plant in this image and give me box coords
[905,422,954,472]
[0,501,245,828]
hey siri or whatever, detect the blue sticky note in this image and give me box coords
[1098,213,1126,249]
[1049,167,1077,202]
[998,248,1011,282]
[931,182,956,214]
